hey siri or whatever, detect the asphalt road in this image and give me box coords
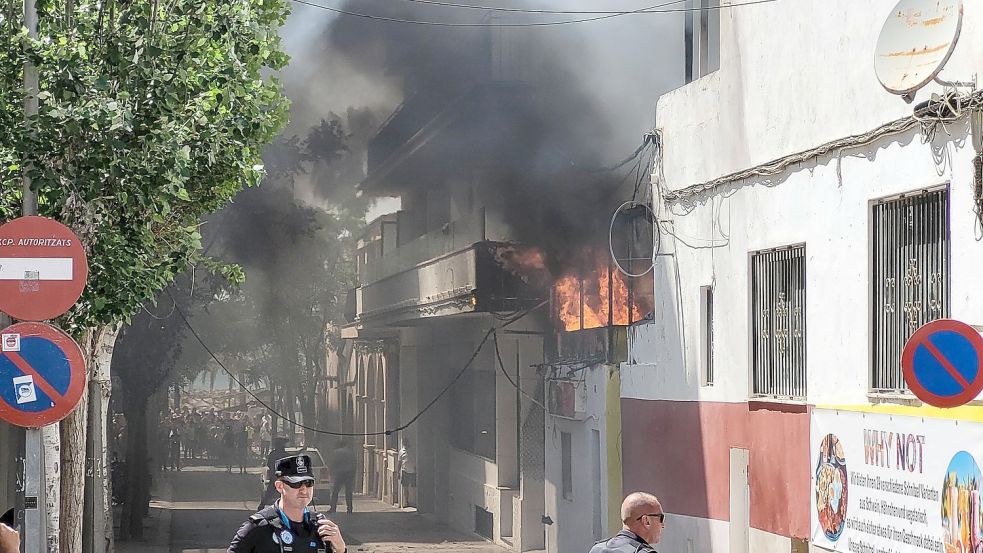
[124,464,509,553]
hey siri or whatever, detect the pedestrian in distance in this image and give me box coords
[259,436,291,509]
[259,414,272,460]
[237,413,250,474]
[590,492,666,553]
[397,437,417,508]
[327,439,356,514]
[228,454,347,553]
[168,417,182,471]
[223,424,237,473]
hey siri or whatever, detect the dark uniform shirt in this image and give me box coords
[228,504,329,553]
[589,530,658,553]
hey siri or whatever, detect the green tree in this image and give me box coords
[0,0,290,548]
[188,110,372,448]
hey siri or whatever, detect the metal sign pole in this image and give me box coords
[21,0,45,546]
[22,428,44,553]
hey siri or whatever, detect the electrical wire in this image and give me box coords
[169,290,547,437]
[289,0,780,27]
[584,131,657,173]
[395,0,688,15]
[492,330,547,410]
[663,90,983,203]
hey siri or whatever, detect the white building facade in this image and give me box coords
[623,2,983,553]
[542,329,627,553]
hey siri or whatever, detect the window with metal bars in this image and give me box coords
[751,245,806,399]
[871,188,949,393]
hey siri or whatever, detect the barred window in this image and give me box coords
[871,188,949,392]
[751,245,806,399]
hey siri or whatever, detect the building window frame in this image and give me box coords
[700,284,715,386]
[560,431,573,501]
[685,0,721,83]
[869,185,950,394]
[749,244,807,400]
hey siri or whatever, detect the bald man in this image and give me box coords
[589,492,665,553]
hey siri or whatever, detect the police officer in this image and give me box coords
[229,454,347,553]
[590,492,665,553]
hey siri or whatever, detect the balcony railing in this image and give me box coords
[361,209,486,284]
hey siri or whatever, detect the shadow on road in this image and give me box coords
[117,466,502,552]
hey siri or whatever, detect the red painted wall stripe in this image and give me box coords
[620,399,810,539]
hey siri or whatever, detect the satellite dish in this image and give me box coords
[609,201,658,278]
[874,0,963,97]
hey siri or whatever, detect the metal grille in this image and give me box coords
[871,189,949,392]
[519,376,545,482]
[751,245,806,399]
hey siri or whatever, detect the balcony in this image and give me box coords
[353,235,546,328]
[361,209,488,285]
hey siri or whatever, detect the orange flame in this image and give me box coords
[553,255,644,331]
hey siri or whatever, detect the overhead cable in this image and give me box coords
[290,0,780,27]
[662,90,983,203]
[492,329,547,410]
[394,0,688,15]
[169,289,547,437]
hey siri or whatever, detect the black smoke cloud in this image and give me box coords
[319,0,683,274]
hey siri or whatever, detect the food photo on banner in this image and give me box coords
[810,408,983,553]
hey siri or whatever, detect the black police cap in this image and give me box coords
[275,454,316,483]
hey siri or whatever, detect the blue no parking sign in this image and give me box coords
[901,319,983,408]
[0,321,86,427]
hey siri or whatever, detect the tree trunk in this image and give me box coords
[299,390,315,445]
[120,399,149,540]
[61,326,118,553]
[91,327,119,553]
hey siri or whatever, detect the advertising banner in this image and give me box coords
[811,408,983,553]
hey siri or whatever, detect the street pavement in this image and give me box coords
[116,464,510,553]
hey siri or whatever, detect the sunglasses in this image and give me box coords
[636,513,666,523]
[281,480,315,489]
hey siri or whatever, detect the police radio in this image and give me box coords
[311,508,334,553]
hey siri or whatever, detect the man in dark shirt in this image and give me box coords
[327,440,356,514]
[229,454,347,553]
[589,492,665,553]
[258,437,290,509]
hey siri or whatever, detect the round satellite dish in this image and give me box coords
[874,0,963,96]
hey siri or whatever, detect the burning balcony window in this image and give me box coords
[552,251,653,332]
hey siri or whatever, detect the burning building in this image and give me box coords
[337,42,651,553]
[325,4,681,552]
[337,41,556,550]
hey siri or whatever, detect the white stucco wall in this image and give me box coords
[398,318,546,551]
[626,1,983,407]
[544,363,611,553]
[657,0,983,190]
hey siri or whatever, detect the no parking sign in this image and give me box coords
[0,321,86,427]
[901,319,983,408]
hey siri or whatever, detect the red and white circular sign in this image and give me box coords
[0,321,87,427]
[0,216,88,321]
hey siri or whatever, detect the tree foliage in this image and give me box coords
[0,0,291,331]
[181,110,374,440]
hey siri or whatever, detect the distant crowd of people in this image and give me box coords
[161,408,273,473]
